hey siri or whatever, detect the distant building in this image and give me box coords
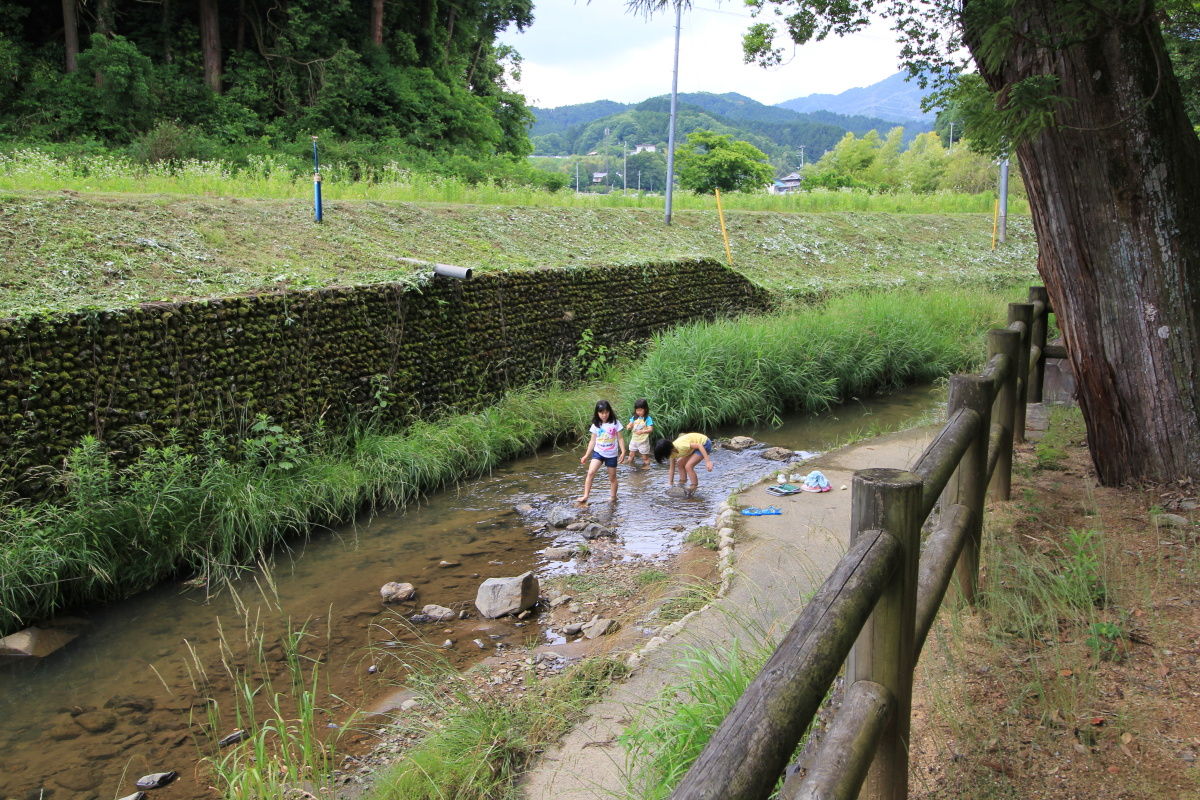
[770,171,803,194]
[592,172,608,183]
[633,144,657,154]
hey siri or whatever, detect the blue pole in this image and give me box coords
[312,136,323,223]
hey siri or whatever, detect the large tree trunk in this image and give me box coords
[62,0,79,72]
[199,0,222,93]
[371,0,385,46]
[968,1,1200,485]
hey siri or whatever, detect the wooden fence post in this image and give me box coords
[1008,302,1033,443]
[1028,287,1049,403]
[945,375,991,605]
[846,468,923,800]
[988,328,1020,501]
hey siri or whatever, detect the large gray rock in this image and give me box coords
[581,523,616,540]
[761,446,794,461]
[380,582,416,603]
[475,572,540,618]
[547,507,579,528]
[581,617,618,639]
[0,626,79,658]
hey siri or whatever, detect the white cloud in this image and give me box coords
[501,0,907,108]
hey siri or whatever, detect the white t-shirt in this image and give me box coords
[590,421,622,458]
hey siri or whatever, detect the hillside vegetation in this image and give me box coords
[0,191,1036,319]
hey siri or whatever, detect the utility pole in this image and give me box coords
[623,141,628,192]
[798,145,806,168]
[664,0,682,225]
[638,170,642,192]
[575,161,580,193]
[948,122,955,151]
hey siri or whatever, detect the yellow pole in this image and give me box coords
[715,188,734,266]
[991,198,999,250]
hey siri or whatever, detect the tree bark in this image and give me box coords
[62,0,79,72]
[199,0,222,93]
[96,0,114,36]
[371,0,385,46]
[967,1,1200,485]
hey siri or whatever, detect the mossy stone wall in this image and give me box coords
[0,259,768,493]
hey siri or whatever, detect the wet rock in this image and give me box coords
[565,522,588,531]
[513,503,535,515]
[135,771,178,790]
[546,507,578,528]
[367,665,378,674]
[47,718,82,741]
[544,546,574,560]
[761,447,794,461]
[475,572,539,618]
[724,436,757,452]
[438,560,460,568]
[74,710,117,734]
[665,486,689,498]
[422,604,457,622]
[441,639,454,648]
[104,695,156,713]
[52,766,99,792]
[380,582,417,603]
[581,523,616,540]
[217,730,246,748]
[582,618,618,639]
[408,614,432,624]
[473,639,486,649]
[563,623,584,635]
[0,626,79,658]
[549,594,573,608]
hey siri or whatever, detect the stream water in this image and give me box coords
[0,385,941,800]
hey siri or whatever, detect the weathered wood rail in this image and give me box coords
[668,287,1055,800]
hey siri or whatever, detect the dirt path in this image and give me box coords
[519,427,938,799]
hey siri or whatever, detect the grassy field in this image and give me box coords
[0,190,1036,319]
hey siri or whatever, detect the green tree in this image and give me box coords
[739,0,1200,487]
[675,129,774,193]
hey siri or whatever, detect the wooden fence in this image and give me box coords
[668,286,1055,800]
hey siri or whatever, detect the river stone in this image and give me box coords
[104,695,155,713]
[475,572,539,618]
[438,560,460,568]
[53,767,99,792]
[0,626,79,658]
[581,523,615,540]
[563,622,584,635]
[544,546,574,560]
[422,604,457,622]
[1156,513,1191,528]
[136,771,178,790]
[724,436,757,452]
[47,718,81,741]
[547,507,578,528]
[74,710,117,734]
[582,618,618,639]
[665,486,689,498]
[380,582,416,603]
[513,503,535,515]
[761,447,794,461]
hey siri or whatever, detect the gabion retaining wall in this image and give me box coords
[0,259,769,494]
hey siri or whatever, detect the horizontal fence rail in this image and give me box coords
[668,288,1057,800]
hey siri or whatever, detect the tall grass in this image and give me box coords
[0,287,1013,633]
[620,287,1006,434]
[0,148,1028,214]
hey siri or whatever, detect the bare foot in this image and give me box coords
[574,496,589,507]
[685,485,698,497]
[608,494,617,503]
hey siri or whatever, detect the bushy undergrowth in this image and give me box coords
[0,287,1012,632]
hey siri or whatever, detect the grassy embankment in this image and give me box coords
[0,157,1035,319]
[0,288,1019,636]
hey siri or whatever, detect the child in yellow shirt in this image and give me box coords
[652,432,713,496]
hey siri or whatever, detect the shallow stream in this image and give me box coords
[0,385,941,799]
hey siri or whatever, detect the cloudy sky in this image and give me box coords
[499,0,906,109]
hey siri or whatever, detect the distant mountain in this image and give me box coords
[776,72,933,124]
[528,89,933,170]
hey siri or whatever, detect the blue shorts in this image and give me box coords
[591,452,619,467]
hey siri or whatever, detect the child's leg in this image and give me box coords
[606,465,618,501]
[577,458,602,504]
[683,451,704,490]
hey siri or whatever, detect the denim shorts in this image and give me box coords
[591,452,619,467]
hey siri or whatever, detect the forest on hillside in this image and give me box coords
[0,0,534,168]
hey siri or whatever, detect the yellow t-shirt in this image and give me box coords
[672,433,709,458]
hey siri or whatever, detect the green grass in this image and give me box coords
[0,148,1029,214]
[620,639,778,800]
[0,286,1017,634]
[0,175,1036,319]
[367,656,628,800]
